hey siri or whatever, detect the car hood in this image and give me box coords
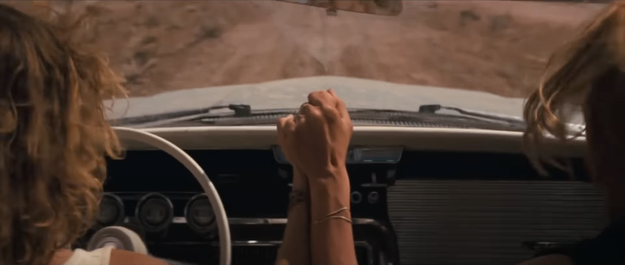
[106,76,582,124]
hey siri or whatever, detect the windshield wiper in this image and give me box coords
[114,104,526,132]
[418,104,525,124]
[190,107,525,131]
[112,104,251,126]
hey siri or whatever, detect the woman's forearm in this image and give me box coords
[276,167,310,265]
[309,166,358,265]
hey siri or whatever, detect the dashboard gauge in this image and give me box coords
[97,193,125,226]
[135,193,173,232]
[184,193,216,234]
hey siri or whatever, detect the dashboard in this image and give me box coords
[83,126,605,265]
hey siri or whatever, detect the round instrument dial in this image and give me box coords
[135,193,173,232]
[97,193,125,226]
[184,193,216,234]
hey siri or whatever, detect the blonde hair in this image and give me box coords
[524,2,625,181]
[0,4,125,265]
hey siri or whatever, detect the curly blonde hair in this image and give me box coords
[524,3,625,187]
[0,4,125,265]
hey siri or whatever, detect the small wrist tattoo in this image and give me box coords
[288,189,306,211]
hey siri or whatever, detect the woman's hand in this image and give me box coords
[278,89,358,265]
[277,113,308,190]
[276,89,353,184]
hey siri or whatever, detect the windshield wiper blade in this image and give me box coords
[418,104,524,124]
[115,105,527,131]
[113,104,251,126]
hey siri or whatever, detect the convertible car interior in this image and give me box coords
[79,125,603,265]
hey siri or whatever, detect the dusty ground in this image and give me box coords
[9,1,604,98]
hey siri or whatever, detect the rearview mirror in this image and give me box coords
[275,0,402,16]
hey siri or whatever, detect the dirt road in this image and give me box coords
[10,1,604,98]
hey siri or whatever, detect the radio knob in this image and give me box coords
[350,191,362,204]
[368,191,379,204]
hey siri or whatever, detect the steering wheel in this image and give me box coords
[113,127,232,265]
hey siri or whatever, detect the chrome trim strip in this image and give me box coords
[156,240,373,265]
[130,218,381,265]
[218,240,374,265]
[127,217,378,225]
[224,217,377,225]
[131,126,586,157]
[228,241,373,265]
[361,183,388,188]
[149,240,374,265]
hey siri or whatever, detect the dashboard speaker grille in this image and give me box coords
[388,180,606,265]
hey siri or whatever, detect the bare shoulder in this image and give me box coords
[109,249,169,265]
[518,254,574,265]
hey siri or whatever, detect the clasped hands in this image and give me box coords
[277,89,353,192]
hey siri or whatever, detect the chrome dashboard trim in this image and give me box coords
[154,240,374,265]
[116,126,586,156]
[222,240,374,265]
[361,183,388,188]
[130,217,383,265]
[150,240,374,265]
[135,217,381,225]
